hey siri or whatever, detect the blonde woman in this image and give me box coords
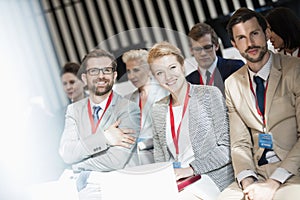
[148,41,233,199]
[122,49,168,165]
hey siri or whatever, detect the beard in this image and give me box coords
[90,78,114,96]
[241,44,268,63]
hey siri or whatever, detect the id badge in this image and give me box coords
[173,161,181,168]
[258,133,273,149]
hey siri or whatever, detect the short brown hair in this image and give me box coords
[61,62,80,76]
[227,7,267,42]
[188,23,219,46]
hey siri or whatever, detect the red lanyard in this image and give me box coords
[198,68,216,85]
[169,84,190,157]
[88,92,113,134]
[249,75,268,126]
[139,95,142,129]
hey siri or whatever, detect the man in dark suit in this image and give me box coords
[186,23,244,96]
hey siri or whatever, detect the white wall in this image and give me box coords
[0,1,68,199]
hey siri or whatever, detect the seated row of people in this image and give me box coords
[58,7,300,200]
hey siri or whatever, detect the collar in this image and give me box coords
[89,95,109,109]
[248,53,272,82]
[198,56,218,76]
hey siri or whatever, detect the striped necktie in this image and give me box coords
[93,106,101,124]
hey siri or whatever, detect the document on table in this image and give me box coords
[29,177,79,200]
[87,162,179,200]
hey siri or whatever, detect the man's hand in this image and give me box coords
[241,177,256,190]
[104,120,136,148]
[243,179,280,200]
[241,177,256,200]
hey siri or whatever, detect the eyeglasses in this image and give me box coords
[191,44,214,52]
[86,67,114,75]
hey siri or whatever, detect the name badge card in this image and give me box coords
[173,161,181,169]
[258,133,273,149]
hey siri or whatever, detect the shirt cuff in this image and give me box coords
[270,167,292,183]
[236,170,258,188]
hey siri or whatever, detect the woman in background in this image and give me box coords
[265,7,300,57]
[61,62,87,103]
[122,49,168,165]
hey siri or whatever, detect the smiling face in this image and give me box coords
[81,57,117,97]
[231,17,269,65]
[150,55,185,95]
[126,59,150,89]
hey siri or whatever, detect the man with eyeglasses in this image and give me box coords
[186,23,244,96]
[59,49,141,199]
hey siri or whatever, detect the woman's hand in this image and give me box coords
[174,166,194,180]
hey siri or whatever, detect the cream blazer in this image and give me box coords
[225,51,300,179]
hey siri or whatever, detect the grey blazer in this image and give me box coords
[125,83,168,165]
[151,84,234,191]
[125,82,168,140]
[59,91,140,172]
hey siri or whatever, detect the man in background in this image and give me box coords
[186,22,244,96]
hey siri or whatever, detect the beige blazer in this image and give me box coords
[225,51,300,179]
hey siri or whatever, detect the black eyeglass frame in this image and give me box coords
[191,44,214,52]
[85,67,115,76]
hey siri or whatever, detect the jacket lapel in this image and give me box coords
[239,67,262,122]
[265,55,281,120]
[99,92,118,129]
[158,97,177,159]
[130,90,139,103]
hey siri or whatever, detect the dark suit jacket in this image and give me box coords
[186,56,244,95]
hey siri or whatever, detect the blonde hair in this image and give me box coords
[122,49,149,66]
[147,41,184,65]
